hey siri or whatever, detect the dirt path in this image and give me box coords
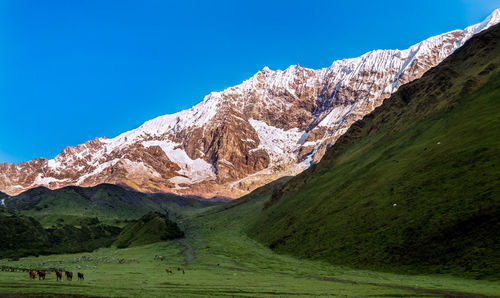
[180,238,194,266]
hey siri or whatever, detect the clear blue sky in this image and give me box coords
[0,0,498,163]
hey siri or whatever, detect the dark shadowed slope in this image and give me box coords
[113,212,184,248]
[248,24,500,279]
[0,210,121,259]
[4,184,221,226]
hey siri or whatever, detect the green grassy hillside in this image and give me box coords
[0,176,499,296]
[3,173,499,297]
[1,184,217,258]
[0,212,50,256]
[5,184,220,226]
[0,211,121,259]
[248,24,500,279]
[113,212,184,248]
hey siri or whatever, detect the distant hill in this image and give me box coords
[0,211,120,259]
[0,183,210,258]
[0,211,49,255]
[248,24,500,279]
[5,184,221,226]
[113,212,184,248]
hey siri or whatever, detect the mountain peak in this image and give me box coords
[1,11,499,198]
[487,8,500,23]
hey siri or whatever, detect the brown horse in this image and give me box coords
[29,270,37,280]
[77,272,84,281]
[55,270,63,281]
[37,270,46,280]
[65,271,73,281]
[165,269,173,274]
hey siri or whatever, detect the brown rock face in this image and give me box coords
[203,113,270,183]
[1,13,498,198]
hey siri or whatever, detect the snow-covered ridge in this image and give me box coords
[112,9,500,144]
[97,9,500,149]
[1,9,499,198]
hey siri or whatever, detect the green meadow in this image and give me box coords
[1,191,499,297]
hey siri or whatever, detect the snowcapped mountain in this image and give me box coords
[1,9,499,198]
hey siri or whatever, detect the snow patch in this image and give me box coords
[248,119,304,163]
[302,141,319,147]
[47,159,62,171]
[121,159,161,178]
[169,176,192,185]
[142,140,215,184]
[32,174,69,186]
[303,144,321,169]
[76,159,120,184]
[318,105,356,127]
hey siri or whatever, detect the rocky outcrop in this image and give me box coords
[1,9,499,198]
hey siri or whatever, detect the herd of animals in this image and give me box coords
[0,255,185,282]
[0,266,83,282]
[0,267,83,281]
[28,269,84,281]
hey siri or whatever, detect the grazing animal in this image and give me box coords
[77,272,84,281]
[65,271,73,281]
[165,269,173,274]
[55,271,63,281]
[29,270,37,280]
[177,267,180,271]
[155,255,165,261]
[37,270,46,280]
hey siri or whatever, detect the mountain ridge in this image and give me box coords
[1,9,499,198]
[4,183,220,227]
[248,22,500,278]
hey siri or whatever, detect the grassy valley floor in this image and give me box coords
[0,193,499,297]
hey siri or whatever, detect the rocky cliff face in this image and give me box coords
[2,9,499,198]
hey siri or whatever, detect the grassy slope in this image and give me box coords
[248,24,500,279]
[1,184,215,258]
[0,211,50,253]
[1,178,499,296]
[113,212,184,248]
[0,210,122,259]
[5,184,220,226]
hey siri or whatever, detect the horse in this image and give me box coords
[65,271,73,281]
[77,272,84,281]
[165,269,173,274]
[55,271,63,281]
[29,270,37,280]
[37,270,46,280]
[155,255,165,261]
